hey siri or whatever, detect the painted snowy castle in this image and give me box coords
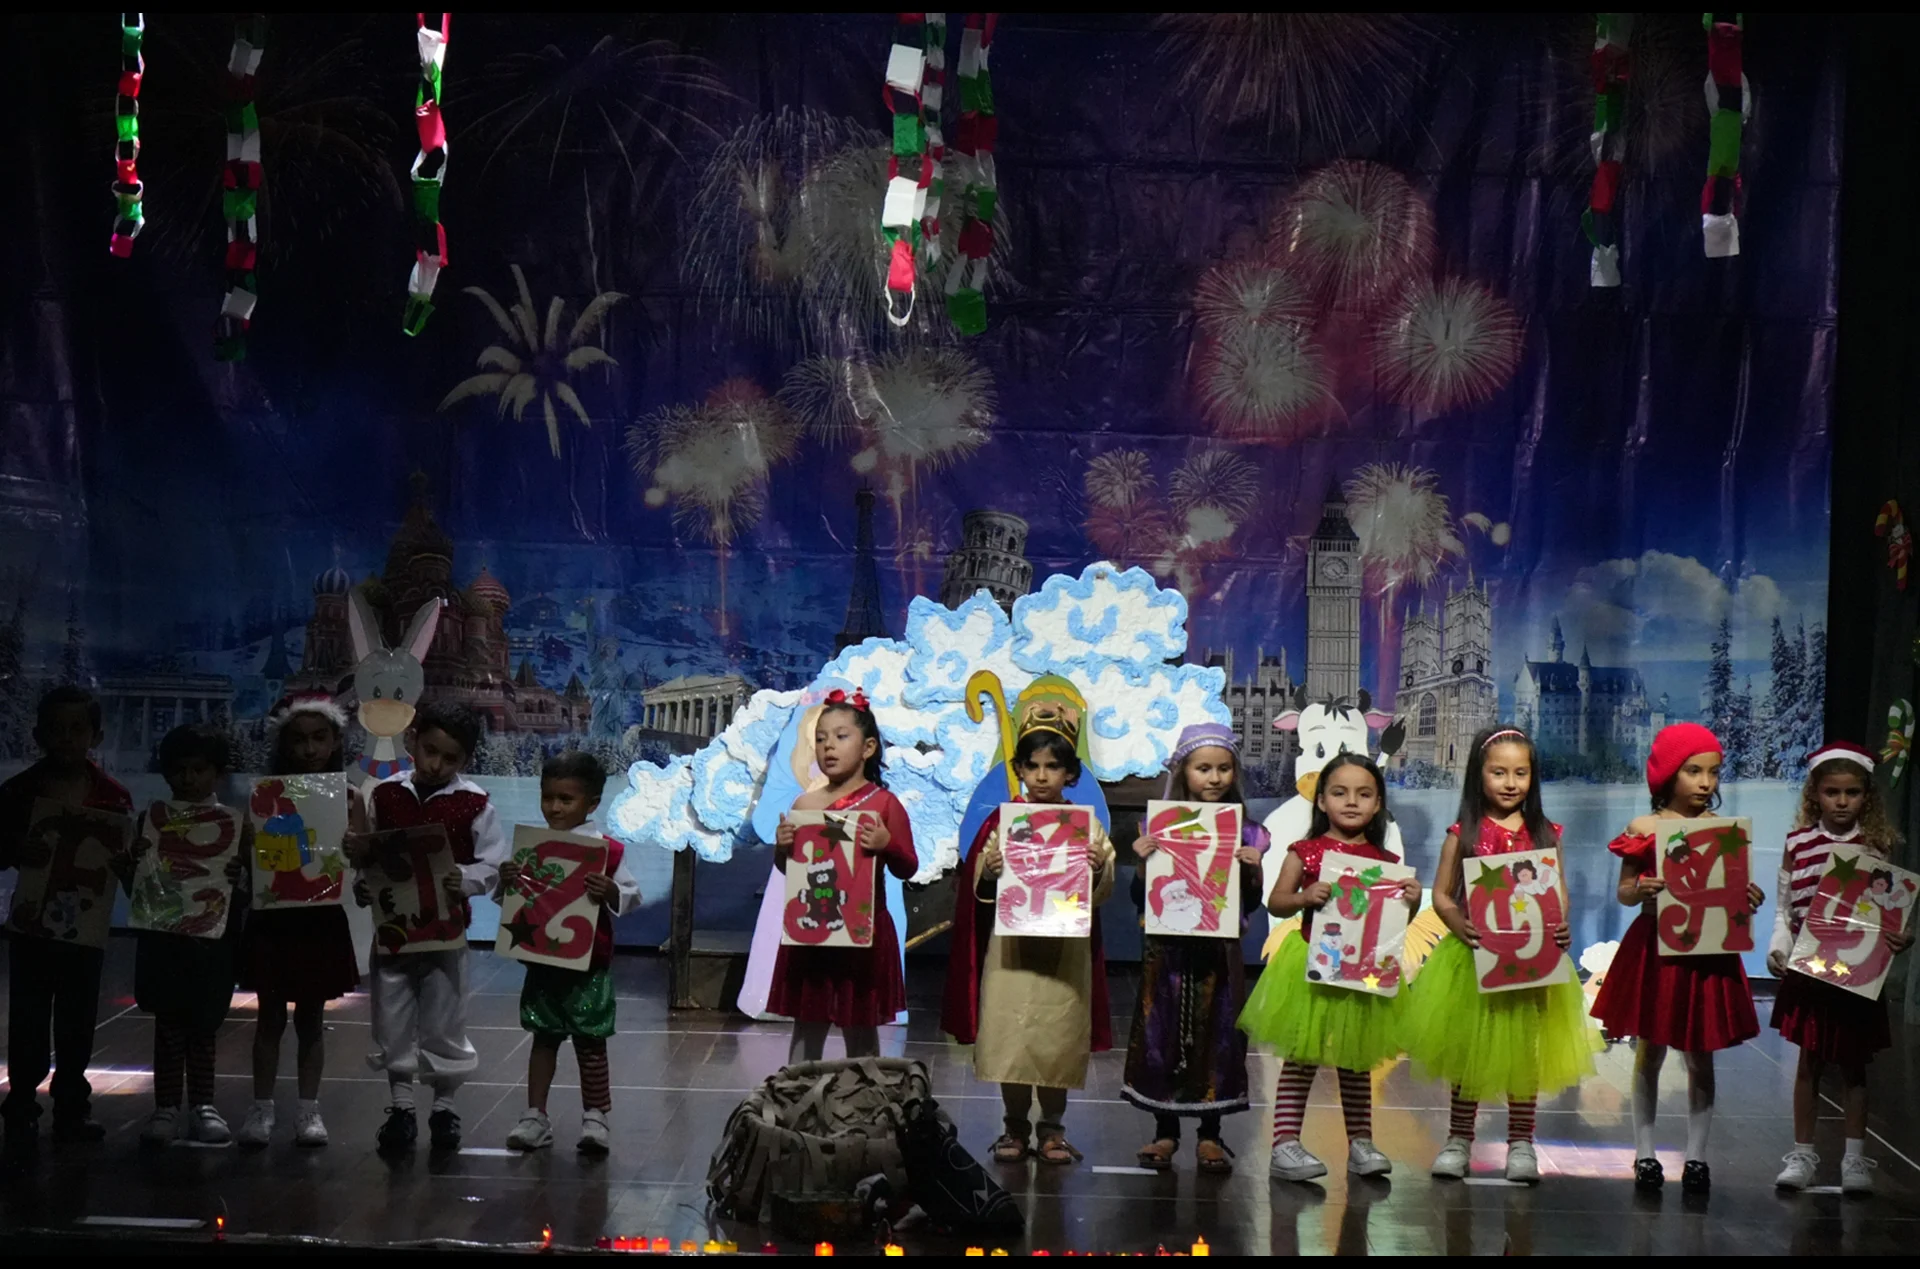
[1394,577,1497,778]
[1512,618,1651,770]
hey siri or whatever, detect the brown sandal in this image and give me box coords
[990,1133,1030,1163]
[1195,1138,1235,1175]
[1136,1138,1176,1171]
[1037,1136,1083,1166]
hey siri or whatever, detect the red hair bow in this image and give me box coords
[825,688,871,711]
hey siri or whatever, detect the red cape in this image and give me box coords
[938,802,1112,1052]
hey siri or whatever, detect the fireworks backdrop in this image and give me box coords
[1,13,1842,961]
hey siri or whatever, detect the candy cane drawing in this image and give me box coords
[1876,500,1910,590]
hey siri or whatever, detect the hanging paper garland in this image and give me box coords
[404,12,452,337]
[110,14,146,258]
[944,12,997,335]
[215,15,266,362]
[879,13,930,326]
[919,13,948,268]
[1701,13,1750,258]
[1582,14,1631,288]
[1884,699,1914,786]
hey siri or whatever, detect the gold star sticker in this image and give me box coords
[1832,962,1851,978]
[1050,893,1084,914]
[1513,897,1530,914]
[1806,957,1827,974]
[1856,902,1874,917]
[1363,973,1382,990]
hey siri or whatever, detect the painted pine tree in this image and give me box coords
[1704,616,1738,773]
[0,593,31,759]
[1803,623,1827,752]
[1764,616,1807,777]
[60,595,86,686]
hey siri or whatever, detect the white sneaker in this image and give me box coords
[189,1105,231,1144]
[294,1107,329,1148]
[1347,1137,1393,1177]
[1841,1153,1876,1195]
[140,1108,180,1147]
[577,1109,610,1156]
[1269,1139,1329,1182]
[238,1102,274,1149]
[1431,1136,1471,1178]
[1774,1149,1819,1190]
[506,1110,554,1151]
[1505,1140,1540,1184]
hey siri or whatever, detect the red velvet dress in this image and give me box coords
[1589,832,1759,1051]
[766,783,917,1027]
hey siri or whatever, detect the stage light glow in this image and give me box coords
[815,1242,834,1256]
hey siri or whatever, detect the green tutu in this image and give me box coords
[1400,935,1600,1103]
[1238,933,1405,1071]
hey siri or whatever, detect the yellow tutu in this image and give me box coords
[1238,933,1404,1071]
[1399,935,1601,1103]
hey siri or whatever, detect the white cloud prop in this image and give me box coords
[605,563,1230,865]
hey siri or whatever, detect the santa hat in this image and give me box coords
[267,690,350,733]
[1808,741,1875,775]
[1646,722,1723,795]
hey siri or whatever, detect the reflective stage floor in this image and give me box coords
[2,941,1916,1255]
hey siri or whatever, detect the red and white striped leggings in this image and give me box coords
[1271,1061,1372,1144]
[1449,1088,1536,1142]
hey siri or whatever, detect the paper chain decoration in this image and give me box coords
[404,13,452,337]
[1701,14,1750,259]
[880,13,937,326]
[110,14,146,258]
[1876,500,1909,590]
[1884,699,1913,786]
[944,12,997,335]
[1583,14,1631,288]
[215,15,266,362]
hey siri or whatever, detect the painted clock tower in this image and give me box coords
[1304,479,1361,704]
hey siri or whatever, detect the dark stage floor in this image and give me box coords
[2,939,1918,1255]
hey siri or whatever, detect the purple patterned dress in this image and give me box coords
[1121,822,1269,1118]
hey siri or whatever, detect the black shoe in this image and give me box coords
[428,1108,461,1151]
[1682,1160,1710,1193]
[1633,1157,1664,1190]
[377,1106,417,1155]
[51,1117,106,1144]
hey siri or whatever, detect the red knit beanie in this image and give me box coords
[1646,723,1723,795]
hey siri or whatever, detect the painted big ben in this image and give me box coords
[1304,480,1361,704]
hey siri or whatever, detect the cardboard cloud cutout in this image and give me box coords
[606,563,1228,870]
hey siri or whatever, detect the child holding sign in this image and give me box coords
[770,691,917,1064]
[133,725,246,1146]
[499,752,639,1155]
[1238,753,1420,1183]
[1589,723,1763,1194]
[1768,742,1910,1193]
[362,703,507,1154]
[237,694,364,1150]
[942,682,1115,1166]
[0,686,134,1147]
[1401,726,1597,1184]
[1124,723,1267,1175]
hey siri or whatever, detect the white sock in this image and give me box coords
[252,1098,275,1115]
[1683,1051,1714,1162]
[387,1077,415,1109]
[297,1098,319,1115]
[1845,1137,1865,1159]
[1793,1140,1815,1155]
[1685,1104,1712,1161]
[432,1094,457,1114]
[1632,1047,1663,1158]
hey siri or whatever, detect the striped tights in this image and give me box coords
[154,1021,217,1108]
[1271,1062,1372,1144]
[576,1037,611,1113]
[1449,1089,1537,1143]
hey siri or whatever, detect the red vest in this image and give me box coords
[371,779,490,865]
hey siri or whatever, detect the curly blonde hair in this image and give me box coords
[1795,758,1900,855]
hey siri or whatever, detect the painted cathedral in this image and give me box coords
[290,475,589,735]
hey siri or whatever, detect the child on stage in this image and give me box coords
[1589,723,1763,1193]
[501,752,640,1155]
[360,702,507,1153]
[770,690,918,1064]
[0,686,135,1146]
[237,693,365,1149]
[1768,742,1910,1194]
[1239,753,1419,1183]
[1400,726,1598,1184]
[942,681,1116,1166]
[134,725,247,1146]
[1123,723,1267,1175]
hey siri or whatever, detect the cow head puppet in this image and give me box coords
[1273,687,1406,803]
